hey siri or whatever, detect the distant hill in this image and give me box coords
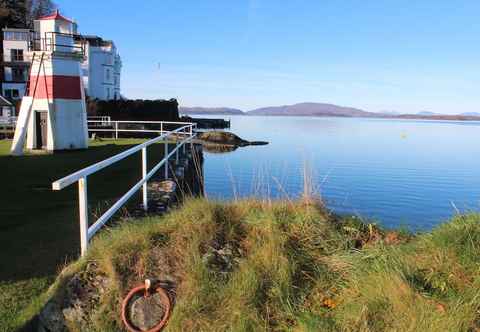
[379,110,400,116]
[248,102,376,117]
[180,103,480,121]
[180,107,244,115]
[396,114,480,121]
[417,111,437,116]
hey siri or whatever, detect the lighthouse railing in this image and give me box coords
[31,32,85,56]
[51,122,196,256]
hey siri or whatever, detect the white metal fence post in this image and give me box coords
[115,122,118,139]
[164,141,169,179]
[78,177,89,256]
[160,122,163,135]
[142,147,148,211]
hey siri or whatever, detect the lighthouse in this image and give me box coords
[11,10,88,155]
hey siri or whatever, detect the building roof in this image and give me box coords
[0,95,13,107]
[37,10,74,24]
[76,34,114,47]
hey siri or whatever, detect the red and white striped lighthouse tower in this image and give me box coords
[11,10,88,155]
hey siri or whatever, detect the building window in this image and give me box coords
[4,89,20,99]
[106,88,111,100]
[4,31,28,41]
[106,68,111,81]
[2,108,11,117]
[12,68,26,82]
[11,49,24,61]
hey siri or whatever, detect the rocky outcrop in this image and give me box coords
[197,131,268,151]
[37,262,109,332]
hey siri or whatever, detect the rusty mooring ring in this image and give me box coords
[121,280,171,332]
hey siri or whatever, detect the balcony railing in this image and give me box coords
[30,32,85,57]
[2,53,30,63]
[9,76,27,83]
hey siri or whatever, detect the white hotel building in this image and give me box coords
[1,28,30,102]
[77,35,122,100]
[1,15,121,107]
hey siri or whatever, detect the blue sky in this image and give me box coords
[57,1,480,113]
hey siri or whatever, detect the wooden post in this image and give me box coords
[78,177,88,256]
[164,141,168,179]
[142,147,148,211]
[175,141,179,164]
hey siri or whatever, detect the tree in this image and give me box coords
[0,0,56,29]
[25,0,57,27]
[0,0,28,28]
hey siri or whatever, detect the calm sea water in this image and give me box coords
[196,115,480,230]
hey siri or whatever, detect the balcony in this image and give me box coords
[30,32,85,58]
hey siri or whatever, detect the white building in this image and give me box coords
[1,28,31,102]
[76,35,122,100]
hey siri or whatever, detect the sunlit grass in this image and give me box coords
[23,198,480,331]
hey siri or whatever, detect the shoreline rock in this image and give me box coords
[197,131,268,150]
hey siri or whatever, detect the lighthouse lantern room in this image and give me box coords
[11,10,88,155]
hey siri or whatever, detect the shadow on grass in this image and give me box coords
[0,140,168,282]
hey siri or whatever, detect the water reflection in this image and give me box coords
[202,143,239,154]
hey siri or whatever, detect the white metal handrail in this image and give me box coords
[52,123,196,256]
[87,116,111,125]
[90,120,195,124]
[87,120,195,139]
[0,116,17,126]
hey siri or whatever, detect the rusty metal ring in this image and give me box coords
[121,284,171,332]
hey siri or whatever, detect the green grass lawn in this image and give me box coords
[0,138,171,331]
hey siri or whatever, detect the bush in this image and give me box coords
[88,98,180,121]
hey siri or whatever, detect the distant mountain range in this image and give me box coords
[180,103,480,121]
[417,111,437,116]
[179,107,244,115]
[248,102,376,117]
